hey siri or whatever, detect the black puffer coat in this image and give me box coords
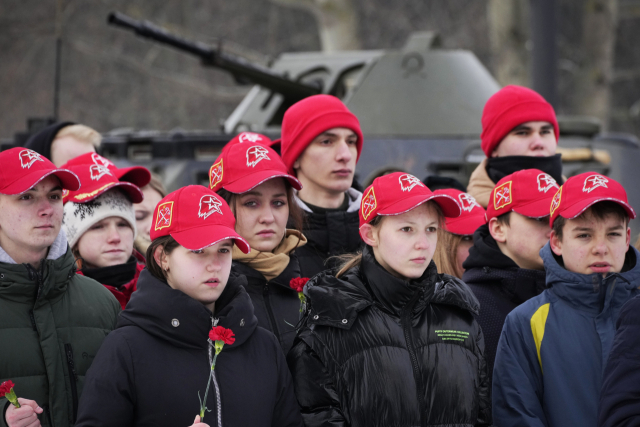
[288,247,491,427]
[75,269,303,427]
[231,253,305,355]
[462,224,546,377]
[295,210,362,278]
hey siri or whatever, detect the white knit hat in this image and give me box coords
[63,189,137,248]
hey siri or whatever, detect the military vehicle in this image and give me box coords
[3,12,640,233]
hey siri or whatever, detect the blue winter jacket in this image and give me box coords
[598,295,640,427]
[492,243,640,427]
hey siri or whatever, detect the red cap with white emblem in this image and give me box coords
[359,172,461,229]
[62,163,144,203]
[549,172,636,226]
[486,169,559,221]
[220,132,273,158]
[0,147,80,195]
[209,142,301,194]
[62,152,151,188]
[434,189,487,235]
[150,185,250,253]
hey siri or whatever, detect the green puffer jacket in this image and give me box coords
[0,247,120,427]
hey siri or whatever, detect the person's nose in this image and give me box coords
[335,139,354,163]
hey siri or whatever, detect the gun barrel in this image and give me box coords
[107,12,321,101]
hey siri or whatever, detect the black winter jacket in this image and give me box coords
[598,295,640,427]
[75,269,303,427]
[295,210,362,278]
[461,224,546,377]
[288,247,491,427]
[231,253,305,355]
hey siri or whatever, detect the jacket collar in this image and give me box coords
[540,243,640,315]
[118,269,258,350]
[306,246,479,329]
[232,252,303,290]
[0,229,68,265]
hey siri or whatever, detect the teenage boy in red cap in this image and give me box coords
[493,172,640,427]
[462,169,558,377]
[280,94,364,277]
[468,85,562,208]
[0,148,120,427]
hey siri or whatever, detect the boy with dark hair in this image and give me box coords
[493,172,640,427]
[463,169,558,376]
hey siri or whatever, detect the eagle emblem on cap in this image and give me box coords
[459,193,480,213]
[246,146,270,167]
[362,187,377,220]
[550,187,562,216]
[583,175,608,193]
[19,149,44,169]
[91,153,114,167]
[537,173,558,193]
[399,174,423,192]
[493,181,513,210]
[238,132,263,144]
[209,159,224,189]
[155,201,174,231]
[199,195,223,219]
[89,164,112,181]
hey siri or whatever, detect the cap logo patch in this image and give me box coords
[209,158,224,189]
[246,146,270,167]
[238,132,263,143]
[550,187,562,216]
[91,153,114,167]
[493,181,513,210]
[459,193,480,213]
[537,173,559,193]
[19,149,44,169]
[198,195,223,219]
[155,201,174,231]
[583,174,608,193]
[62,189,69,199]
[399,174,423,192]
[89,164,112,181]
[362,187,377,220]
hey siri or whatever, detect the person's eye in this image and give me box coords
[400,227,412,232]
[117,221,129,228]
[427,226,438,233]
[319,139,332,145]
[191,249,205,254]
[347,139,358,145]
[273,200,286,207]
[90,224,105,230]
[243,200,258,208]
[219,248,230,254]
[19,194,32,200]
[135,212,149,221]
[609,232,622,237]
[50,194,62,200]
[462,235,473,242]
[577,234,589,239]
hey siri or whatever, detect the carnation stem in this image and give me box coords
[199,356,218,420]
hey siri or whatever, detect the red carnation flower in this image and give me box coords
[0,380,14,397]
[289,277,309,293]
[209,326,235,345]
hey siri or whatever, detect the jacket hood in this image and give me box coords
[463,224,519,270]
[305,246,479,330]
[118,269,258,350]
[540,242,640,314]
[0,245,77,303]
[295,187,362,213]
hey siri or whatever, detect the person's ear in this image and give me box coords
[488,217,508,243]
[359,223,379,247]
[626,226,631,249]
[549,230,563,256]
[153,245,168,271]
[293,157,301,171]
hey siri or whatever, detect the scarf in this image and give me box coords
[232,230,307,281]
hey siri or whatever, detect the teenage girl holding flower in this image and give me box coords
[288,172,492,426]
[75,186,302,427]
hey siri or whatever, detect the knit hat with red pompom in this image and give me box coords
[280,95,363,173]
[481,85,559,157]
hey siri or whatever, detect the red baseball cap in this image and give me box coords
[209,143,301,193]
[486,169,559,221]
[62,153,151,188]
[220,132,273,158]
[549,172,636,226]
[63,164,144,203]
[434,189,487,235]
[0,147,80,195]
[150,185,250,253]
[359,172,461,228]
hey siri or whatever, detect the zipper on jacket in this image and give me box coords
[42,404,52,426]
[29,309,37,331]
[64,343,79,423]
[401,290,427,427]
[262,284,283,346]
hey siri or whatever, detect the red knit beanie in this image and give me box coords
[481,85,559,157]
[280,95,363,173]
